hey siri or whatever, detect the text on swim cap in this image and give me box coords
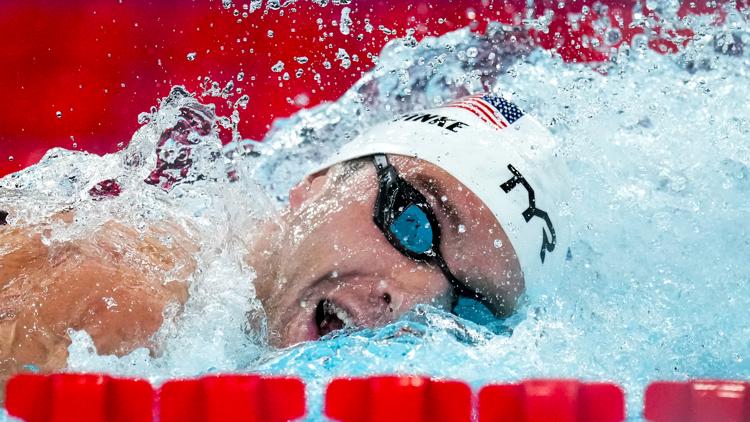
[394,113,469,132]
[500,164,556,264]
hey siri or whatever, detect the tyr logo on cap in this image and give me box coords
[500,164,556,263]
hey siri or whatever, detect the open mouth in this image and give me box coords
[314,298,354,337]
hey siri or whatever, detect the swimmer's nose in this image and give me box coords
[369,278,454,318]
[370,281,411,317]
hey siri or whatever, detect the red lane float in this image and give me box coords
[644,380,750,422]
[5,374,305,422]
[10,374,750,421]
[160,375,305,422]
[478,379,625,422]
[6,373,153,422]
[325,376,472,422]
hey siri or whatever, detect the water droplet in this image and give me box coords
[339,7,352,35]
[186,52,197,61]
[466,47,478,58]
[335,48,351,69]
[222,0,232,9]
[494,239,503,249]
[267,30,274,38]
[295,56,309,64]
[294,93,310,106]
[237,71,245,81]
[605,28,622,45]
[271,60,284,72]
[378,25,394,35]
[55,111,62,118]
[8,156,14,161]
[235,94,250,109]
[458,224,466,234]
[440,195,448,202]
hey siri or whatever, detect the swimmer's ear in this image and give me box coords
[289,167,331,210]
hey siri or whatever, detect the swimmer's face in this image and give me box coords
[249,155,523,347]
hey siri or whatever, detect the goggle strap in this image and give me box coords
[434,253,484,301]
[373,154,390,172]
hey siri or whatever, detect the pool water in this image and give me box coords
[2,4,750,421]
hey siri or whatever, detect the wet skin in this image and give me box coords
[248,155,523,347]
[0,155,523,397]
[0,218,195,398]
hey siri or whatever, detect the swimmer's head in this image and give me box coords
[249,93,570,347]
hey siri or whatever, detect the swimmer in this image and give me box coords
[0,93,569,392]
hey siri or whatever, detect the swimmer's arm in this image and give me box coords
[0,218,196,400]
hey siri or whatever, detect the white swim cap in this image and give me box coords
[316,93,570,285]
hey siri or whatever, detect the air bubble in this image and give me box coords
[271,60,285,72]
[494,239,503,249]
[458,224,466,234]
[186,52,197,61]
[55,111,62,118]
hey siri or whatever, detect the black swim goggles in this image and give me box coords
[371,154,483,306]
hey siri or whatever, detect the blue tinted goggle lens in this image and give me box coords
[388,204,434,254]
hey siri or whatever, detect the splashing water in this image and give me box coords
[3,6,750,422]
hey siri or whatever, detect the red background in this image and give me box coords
[0,0,740,178]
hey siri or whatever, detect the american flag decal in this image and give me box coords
[444,94,525,130]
